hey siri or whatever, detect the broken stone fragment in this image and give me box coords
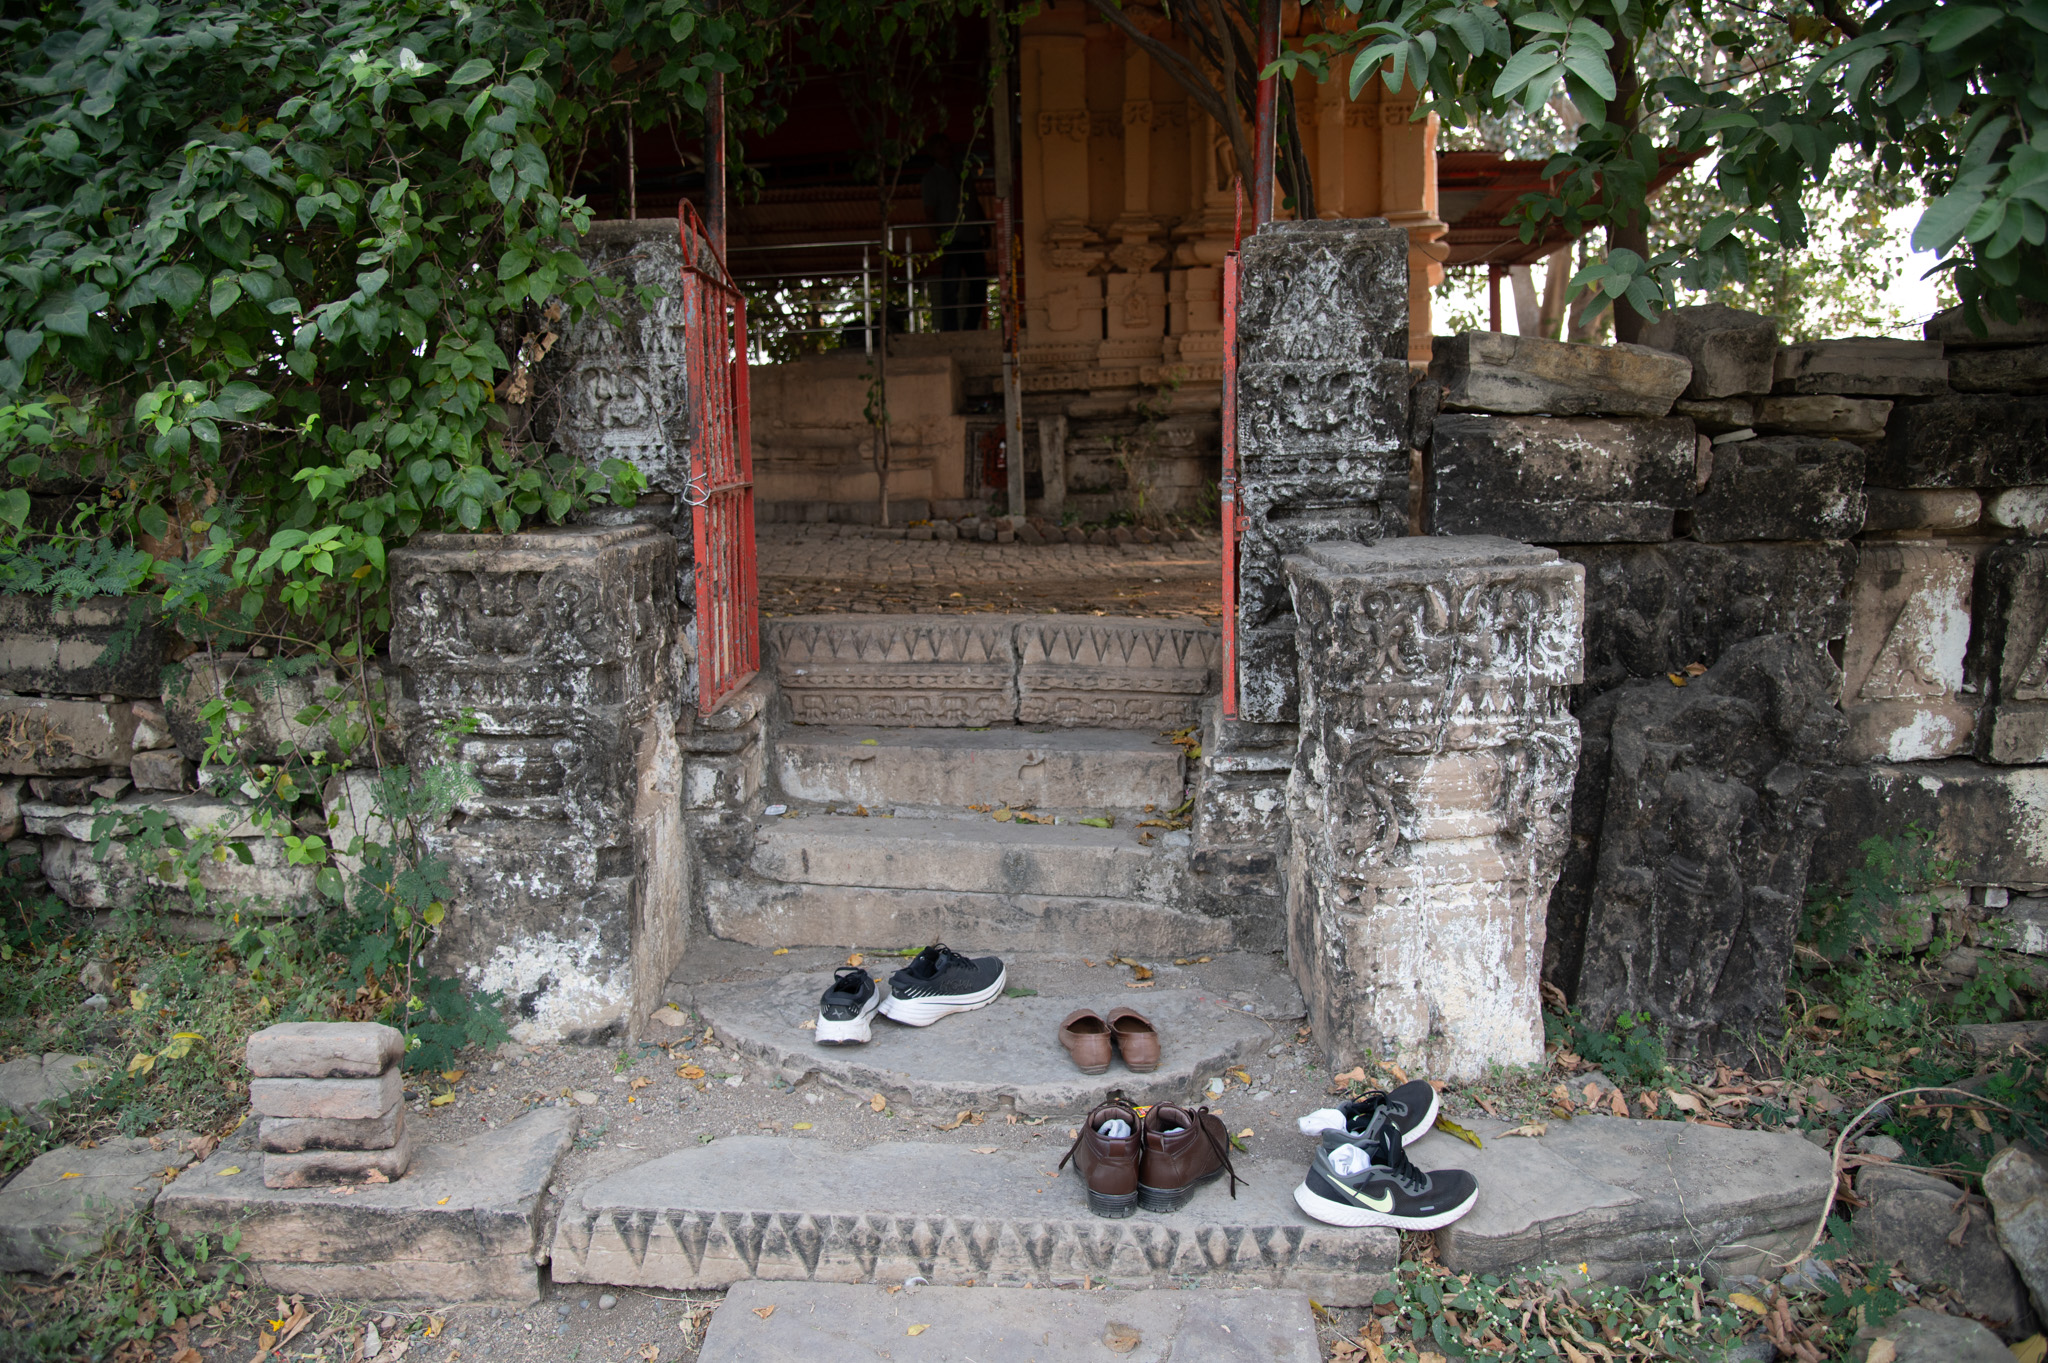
[1871,395,2048,488]
[1927,298,2048,347]
[1853,1163,2037,1334]
[1984,1145,2048,1321]
[251,1068,402,1121]
[0,594,168,699]
[1426,414,1696,543]
[1970,542,2048,765]
[0,697,138,775]
[1638,303,1778,399]
[247,1021,406,1079]
[1986,486,2048,535]
[0,1052,110,1132]
[0,1132,196,1274]
[1862,488,1981,533]
[1755,394,1892,439]
[1429,332,1692,417]
[129,748,190,791]
[1838,543,1977,762]
[1691,434,1866,542]
[1949,344,2048,394]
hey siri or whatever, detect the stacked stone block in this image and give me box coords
[248,1023,411,1189]
[1419,303,2048,1055]
[387,525,686,1045]
[1232,219,1414,724]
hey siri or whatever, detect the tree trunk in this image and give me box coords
[1539,246,1572,340]
[1607,35,1649,345]
[1510,264,1539,335]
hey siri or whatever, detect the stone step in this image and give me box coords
[546,1136,1397,1303]
[698,1280,1321,1361]
[672,950,1302,1117]
[749,814,1175,898]
[771,725,1187,812]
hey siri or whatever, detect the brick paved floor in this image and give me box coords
[755,524,1225,620]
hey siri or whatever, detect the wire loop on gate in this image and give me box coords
[682,468,713,507]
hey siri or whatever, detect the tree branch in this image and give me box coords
[1082,0,1255,187]
[1817,0,1863,40]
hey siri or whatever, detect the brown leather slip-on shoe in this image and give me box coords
[1058,1009,1113,1074]
[1106,1007,1159,1072]
[1058,1100,1142,1218]
[1137,1102,1242,1214]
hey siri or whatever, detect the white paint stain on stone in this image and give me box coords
[473,931,631,1044]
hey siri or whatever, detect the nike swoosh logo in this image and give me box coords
[1360,1188,1395,1213]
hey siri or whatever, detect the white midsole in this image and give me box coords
[876,968,1006,1026]
[1292,1180,1477,1231]
[1405,1087,1441,1146]
[815,992,879,1045]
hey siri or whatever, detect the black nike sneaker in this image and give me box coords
[1293,1106,1479,1230]
[1340,1078,1442,1147]
[814,966,881,1045]
[876,944,1006,1026]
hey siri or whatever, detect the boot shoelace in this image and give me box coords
[1176,1106,1244,1200]
[1058,1109,1137,1174]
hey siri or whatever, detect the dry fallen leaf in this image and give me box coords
[441,1070,465,1083]
[1866,1340,1897,1363]
[1130,964,1153,981]
[630,1076,653,1090]
[429,1092,456,1107]
[1103,1322,1142,1354]
[972,1146,998,1154]
[172,1349,203,1363]
[422,1316,445,1339]
[679,1065,705,1080]
[908,1324,930,1336]
[772,948,790,955]
[1609,1089,1630,1119]
[1503,1123,1548,1138]
[753,1305,776,1320]
[435,1196,450,1205]
[871,1093,887,1113]
[1236,1128,1253,1140]
[794,1122,813,1131]
[847,953,864,967]
[218,1165,242,1177]
[363,1168,390,1184]
[798,1020,816,1030]
[1727,1291,1768,1315]
[1665,1090,1704,1114]
[59,1171,81,1179]
[1125,980,1154,989]
[1377,1060,1410,1084]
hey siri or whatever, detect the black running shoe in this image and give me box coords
[1340,1078,1441,1148]
[876,944,1005,1026]
[814,967,881,1046]
[1293,1106,1478,1230]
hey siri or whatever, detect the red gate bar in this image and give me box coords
[679,199,760,715]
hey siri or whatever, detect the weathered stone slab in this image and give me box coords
[1235,218,1409,366]
[0,1052,109,1132]
[1015,620,1218,730]
[1562,542,1856,698]
[1927,299,2048,348]
[1639,304,1778,399]
[129,748,189,791]
[702,880,1247,958]
[1756,394,1892,438]
[165,654,339,765]
[549,1136,1397,1302]
[1839,543,1977,762]
[250,1069,402,1121]
[0,595,165,698]
[27,793,314,913]
[1673,396,1758,433]
[751,815,1170,900]
[768,615,1016,727]
[1564,638,1844,1056]
[685,963,1274,1116]
[1984,1145,2048,1320]
[1864,488,1981,533]
[1774,339,1948,396]
[773,726,1183,811]
[1988,486,2048,535]
[699,1281,1321,1363]
[1434,1115,1831,1286]
[1950,344,2048,394]
[264,1123,413,1189]
[0,696,136,774]
[247,1021,405,1079]
[1812,761,2048,891]
[262,1104,405,1154]
[1693,434,1865,541]
[1427,414,1695,543]
[0,1133,194,1273]
[157,1107,574,1304]
[1286,538,1581,1080]
[1232,622,1299,726]
[388,525,684,1045]
[1974,543,2048,766]
[1872,395,2048,487]
[1855,1163,2036,1333]
[1430,333,1691,417]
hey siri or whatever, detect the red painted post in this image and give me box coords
[1221,247,1241,717]
[1253,0,1279,226]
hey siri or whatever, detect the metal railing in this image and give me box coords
[728,221,998,359]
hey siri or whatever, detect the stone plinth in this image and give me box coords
[388,526,684,1043]
[768,616,1017,727]
[1974,543,2048,765]
[1284,538,1582,1080]
[1015,618,1218,729]
[1840,543,1977,761]
[1232,219,1412,724]
[1813,761,2048,892]
[1563,637,1846,1058]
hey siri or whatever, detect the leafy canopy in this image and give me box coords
[1284,0,2048,330]
[0,0,765,644]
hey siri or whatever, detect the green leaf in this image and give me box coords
[448,58,495,86]
[1492,43,1561,102]
[38,284,110,338]
[1923,5,2002,51]
[0,488,28,532]
[209,277,242,318]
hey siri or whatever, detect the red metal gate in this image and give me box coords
[678,200,759,714]
[1220,184,1246,717]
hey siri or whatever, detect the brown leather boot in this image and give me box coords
[1137,1103,1242,1213]
[1058,1100,1142,1218]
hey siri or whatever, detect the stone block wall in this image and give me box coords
[1417,309,2048,1057]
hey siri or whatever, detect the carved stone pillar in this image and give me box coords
[1285,538,1583,1080]
[1021,31,1102,365]
[388,526,686,1045]
[1233,219,1413,723]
